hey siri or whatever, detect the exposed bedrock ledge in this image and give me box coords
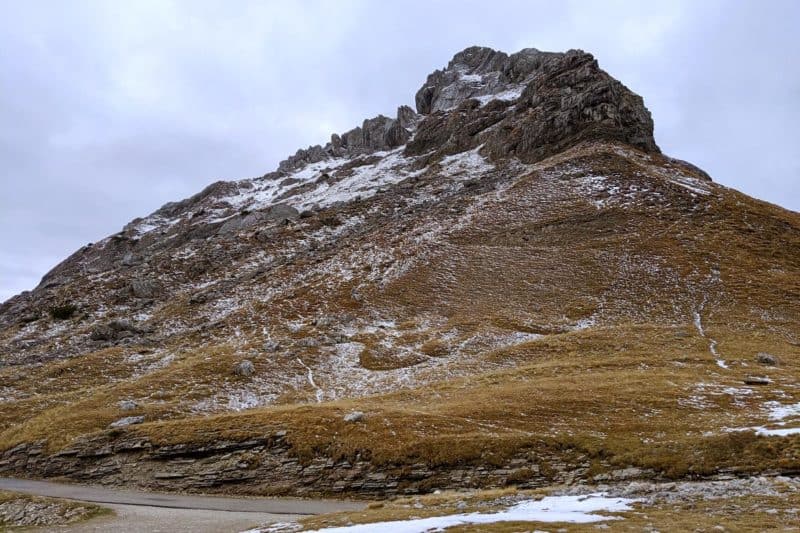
[0,436,617,498]
[3,434,792,499]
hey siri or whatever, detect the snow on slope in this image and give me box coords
[728,401,800,437]
[128,148,427,237]
[250,494,637,533]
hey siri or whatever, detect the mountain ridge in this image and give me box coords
[0,46,798,502]
[2,45,663,311]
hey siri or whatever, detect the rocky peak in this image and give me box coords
[279,45,658,177]
[409,46,659,163]
[414,46,560,114]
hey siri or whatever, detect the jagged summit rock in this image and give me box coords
[282,45,658,176]
[411,46,658,164]
[415,46,559,113]
[277,104,421,174]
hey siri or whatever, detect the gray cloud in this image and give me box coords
[1,0,798,301]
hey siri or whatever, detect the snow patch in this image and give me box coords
[439,146,494,178]
[291,494,636,533]
[727,401,800,437]
[694,309,727,369]
[294,149,424,210]
[298,357,323,403]
[475,85,525,105]
[755,427,800,437]
[227,390,262,411]
[668,175,711,196]
[571,317,596,331]
[766,402,800,421]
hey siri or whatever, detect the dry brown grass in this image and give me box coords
[4,322,797,486]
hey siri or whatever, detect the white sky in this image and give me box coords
[1,0,798,301]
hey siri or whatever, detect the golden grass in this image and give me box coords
[3,322,797,486]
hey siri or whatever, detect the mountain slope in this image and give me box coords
[0,46,799,497]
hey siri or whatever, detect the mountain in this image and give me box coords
[0,46,799,499]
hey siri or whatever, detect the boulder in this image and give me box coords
[756,353,778,366]
[109,416,144,428]
[263,340,281,352]
[233,360,255,377]
[90,320,140,342]
[344,411,365,423]
[297,337,320,348]
[265,203,300,222]
[118,400,138,411]
[130,279,160,299]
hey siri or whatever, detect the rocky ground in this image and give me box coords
[0,490,108,529]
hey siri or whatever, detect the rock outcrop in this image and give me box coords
[278,105,421,174]
[0,435,627,498]
[409,46,659,163]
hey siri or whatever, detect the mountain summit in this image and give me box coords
[280,46,660,174]
[0,47,798,501]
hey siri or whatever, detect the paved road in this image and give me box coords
[0,477,363,532]
[45,503,301,533]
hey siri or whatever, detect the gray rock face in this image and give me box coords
[217,203,300,235]
[1,432,603,498]
[396,105,418,130]
[415,46,559,114]
[276,105,420,173]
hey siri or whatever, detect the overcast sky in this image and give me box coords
[1,0,798,302]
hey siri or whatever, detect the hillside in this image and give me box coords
[0,46,799,503]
